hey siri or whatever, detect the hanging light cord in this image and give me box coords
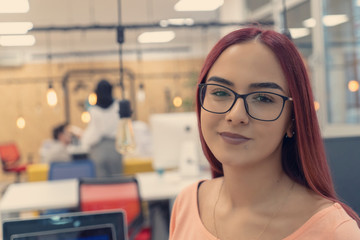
[117,0,125,99]
[46,33,53,85]
[118,40,125,98]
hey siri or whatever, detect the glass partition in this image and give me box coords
[323,0,360,124]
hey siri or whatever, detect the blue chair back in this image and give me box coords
[48,160,96,180]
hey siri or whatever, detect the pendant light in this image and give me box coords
[137,83,146,102]
[46,81,58,107]
[16,85,26,129]
[45,33,57,107]
[16,116,26,129]
[136,50,146,103]
[115,0,136,155]
[172,73,183,108]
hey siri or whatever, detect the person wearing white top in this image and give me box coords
[81,79,123,177]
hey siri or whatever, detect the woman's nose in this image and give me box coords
[224,98,249,124]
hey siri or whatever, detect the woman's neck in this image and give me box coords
[221,161,292,209]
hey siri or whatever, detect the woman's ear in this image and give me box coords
[286,118,295,138]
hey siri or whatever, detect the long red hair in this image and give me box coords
[196,27,360,225]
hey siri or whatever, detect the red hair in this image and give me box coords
[196,27,360,225]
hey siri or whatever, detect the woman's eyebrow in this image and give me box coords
[249,82,285,93]
[207,77,286,93]
[207,76,234,86]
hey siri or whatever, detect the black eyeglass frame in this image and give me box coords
[198,83,293,122]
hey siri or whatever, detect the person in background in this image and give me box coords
[81,79,123,177]
[169,27,360,239]
[40,123,72,163]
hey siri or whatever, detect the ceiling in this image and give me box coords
[0,0,328,66]
[0,0,241,64]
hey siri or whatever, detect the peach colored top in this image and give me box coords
[169,181,360,240]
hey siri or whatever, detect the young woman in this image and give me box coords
[169,27,360,239]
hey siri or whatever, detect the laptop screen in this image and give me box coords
[3,210,127,240]
[10,224,115,240]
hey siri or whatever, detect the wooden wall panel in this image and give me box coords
[0,58,203,166]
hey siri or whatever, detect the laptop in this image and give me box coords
[3,210,127,240]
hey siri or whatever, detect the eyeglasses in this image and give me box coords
[198,83,293,121]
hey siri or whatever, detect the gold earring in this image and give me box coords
[285,131,295,138]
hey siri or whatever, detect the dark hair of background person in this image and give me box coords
[195,26,360,226]
[95,79,114,109]
[53,123,68,140]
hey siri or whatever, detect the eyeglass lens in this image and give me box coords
[199,84,287,121]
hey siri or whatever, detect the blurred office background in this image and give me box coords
[0,0,359,217]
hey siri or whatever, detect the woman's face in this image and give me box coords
[200,41,293,168]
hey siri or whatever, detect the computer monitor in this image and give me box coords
[150,112,207,171]
[3,210,127,240]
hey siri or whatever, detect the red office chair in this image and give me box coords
[79,177,151,240]
[0,143,27,182]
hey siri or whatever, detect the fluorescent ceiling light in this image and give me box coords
[303,15,349,28]
[174,0,224,11]
[159,18,194,27]
[0,0,29,13]
[323,14,349,27]
[138,31,175,43]
[357,0,360,6]
[302,18,316,28]
[289,28,310,39]
[0,35,35,46]
[0,22,33,34]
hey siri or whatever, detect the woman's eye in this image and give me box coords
[210,90,231,97]
[253,94,274,103]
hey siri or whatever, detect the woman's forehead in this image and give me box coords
[207,42,288,93]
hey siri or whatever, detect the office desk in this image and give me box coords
[0,179,79,216]
[135,170,211,202]
[0,171,208,215]
[0,172,209,239]
[0,171,207,214]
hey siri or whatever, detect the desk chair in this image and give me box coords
[79,177,151,240]
[0,143,27,182]
[48,160,96,180]
[44,160,95,215]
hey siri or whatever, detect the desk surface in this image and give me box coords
[135,170,211,201]
[0,171,211,214]
[0,179,79,213]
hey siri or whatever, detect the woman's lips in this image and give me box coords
[219,132,250,145]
